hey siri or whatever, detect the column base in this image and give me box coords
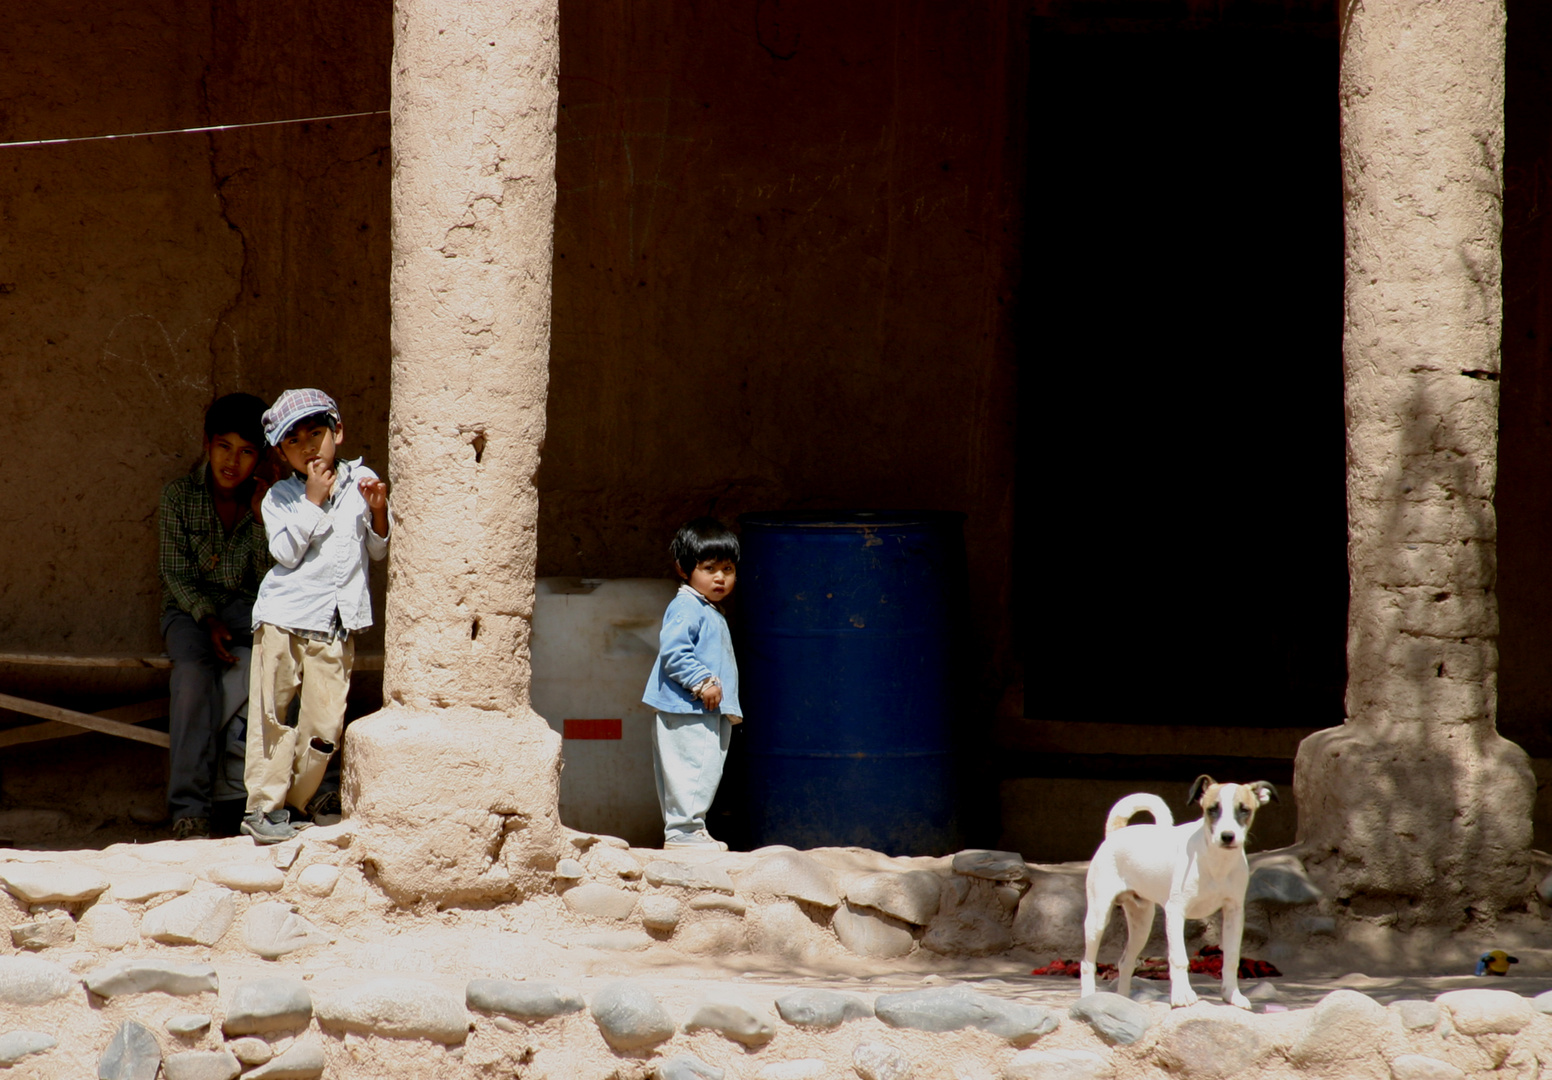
[343,704,563,907]
[1294,722,1536,927]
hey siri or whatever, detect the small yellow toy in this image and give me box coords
[1476,950,1518,976]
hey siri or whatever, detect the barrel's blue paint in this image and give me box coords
[737,511,963,855]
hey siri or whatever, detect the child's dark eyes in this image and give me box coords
[286,426,328,446]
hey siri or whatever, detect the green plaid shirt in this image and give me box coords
[158,466,273,623]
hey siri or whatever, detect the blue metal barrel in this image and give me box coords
[736,511,963,854]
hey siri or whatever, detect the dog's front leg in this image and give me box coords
[1163,900,1198,1007]
[1219,900,1251,1009]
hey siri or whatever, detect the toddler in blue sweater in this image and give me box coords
[642,517,743,850]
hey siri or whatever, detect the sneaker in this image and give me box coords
[171,816,209,841]
[304,789,342,826]
[663,830,729,851]
[240,811,298,845]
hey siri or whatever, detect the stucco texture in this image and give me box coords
[0,1,391,657]
[344,0,566,906]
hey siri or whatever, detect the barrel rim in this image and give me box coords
[737,509,966,530]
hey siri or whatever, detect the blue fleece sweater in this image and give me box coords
[642,584,742,718]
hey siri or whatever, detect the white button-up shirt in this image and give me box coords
[252,458,389,633]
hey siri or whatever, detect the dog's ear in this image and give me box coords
[1249,781,1279,806]
[1187,775,1214,805]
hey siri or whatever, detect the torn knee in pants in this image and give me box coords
[299,738,335,776]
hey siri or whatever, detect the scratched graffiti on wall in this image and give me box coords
[100,313,245,410]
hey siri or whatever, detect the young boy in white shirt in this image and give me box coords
[242,388,389,843]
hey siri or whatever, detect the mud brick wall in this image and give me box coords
[0,1,392,657]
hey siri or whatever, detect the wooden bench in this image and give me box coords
[0,652,384,751]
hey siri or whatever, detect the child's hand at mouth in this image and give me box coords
[305,457,336,506]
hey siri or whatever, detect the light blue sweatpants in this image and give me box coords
[652,711,732,842]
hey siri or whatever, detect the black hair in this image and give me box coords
[204,393,267,448]
[283,410,338,443]
[672,517,741,577]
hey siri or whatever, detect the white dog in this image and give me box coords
[1079,776,1277,1008]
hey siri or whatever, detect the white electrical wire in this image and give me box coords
[0,110,388,150]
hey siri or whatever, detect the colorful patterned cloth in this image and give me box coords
[1031,947,1281,981]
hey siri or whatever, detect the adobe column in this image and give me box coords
[344,0,564,905]
[1295,0,1534,923]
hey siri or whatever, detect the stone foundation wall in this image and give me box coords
[0,831,1543,1080]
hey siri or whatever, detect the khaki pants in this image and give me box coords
[245,623,353,815]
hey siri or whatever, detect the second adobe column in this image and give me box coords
[1295,0,1535,925]
[343,0,565,905]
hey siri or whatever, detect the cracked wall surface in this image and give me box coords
[0,0,390,658]
[0,1,1021,862]
[0,4,241,654]
[0,0,1019,698]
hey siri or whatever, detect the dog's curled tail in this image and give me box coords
[1104,794,1173,836]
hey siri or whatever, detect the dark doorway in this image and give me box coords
[1017,12,1346,730]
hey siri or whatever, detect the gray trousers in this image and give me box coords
[161,598,253,821]
[652,711,731,842]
